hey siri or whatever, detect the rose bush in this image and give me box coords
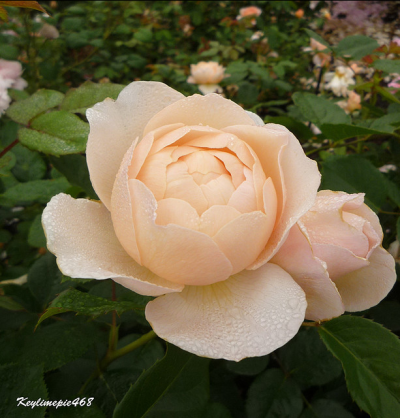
[272,190,396,321]
[42,81,395,361]
[186,61,227,95]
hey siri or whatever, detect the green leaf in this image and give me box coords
[60,81,125,115]
[246,368,303,418]
[292,93,351,127]
[49,154,97,199]
[383,176,400,207]
[375,86,400,105]
[19,111,89,156]
[37,288,146,326]
[0,177,70,206]
[204,403,233,418]
[264,116,314,140]
[0,152,16,175]
[28,253,70,308]
[237,81,259,107]
[372,59,400,74]
[24,322,103,372]
[369,301,400,332]
[320,123,395,141]
[303,28,331,49]
[6,89,64,125]
[0,295,26,311]
[0,364,47,418]
[335,35,379,60]
[279,328,342,388]
[318,316,400,418]
[299,399,355,418]
[28,214,46,248]
[134,28,153,43]
[321,155,388,211]
[224,356,269,376]
[113,344,210,418]
[11,143,46,181]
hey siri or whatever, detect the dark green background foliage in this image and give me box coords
[0,1,399,417]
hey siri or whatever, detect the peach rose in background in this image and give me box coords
[337,91,362,113]
[42,81,321,361]
[237,6,262,25]
[309,38,331,67]
[187,61,228,95]
[272,191,396,321]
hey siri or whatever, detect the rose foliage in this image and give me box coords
[42,81,396,361]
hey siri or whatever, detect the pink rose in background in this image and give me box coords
[42,81,321,361]
[388,75,400,92]
[0,59,27,114]
[272,191,396,321]
[0,59,27,91]
[187,61,228,94]
[237,6,262,25]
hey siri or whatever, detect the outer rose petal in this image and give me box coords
[86,81,184,209]
[271,223,345,321]
[146,263,307,361]
[42,193,183,297]
[224,124,321,267]
[334,246,396,312]
[143,93,256,136]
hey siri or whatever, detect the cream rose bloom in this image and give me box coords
[272,191,396,321]
[42,82,323,360]
[187,62,227,95]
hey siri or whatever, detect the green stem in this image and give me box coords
[79,330,156,395]
[302,321,319,327]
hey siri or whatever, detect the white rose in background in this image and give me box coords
[187,61,228,95]
[272,191,396,321]
[42,81,321,361]
[324,66,355,96]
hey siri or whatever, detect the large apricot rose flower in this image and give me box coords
[42,82,320,361]
[272,191,396,321]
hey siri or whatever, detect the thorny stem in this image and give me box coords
[0,139,19,159]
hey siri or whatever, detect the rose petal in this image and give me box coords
[145,263,307,361]
[143,93,256,136]
[199,205,242,236]
[200,174,236,208]
[334,246,396,312]
[156,198,199,230]
[130,179,233,285]
[271,224,345,321]
[213,211,273,274]
[111,141,142,264]
[227,167,258,213]
[42,193,183,296]
[129,123,184,180]
[311,243,369,280]
[246,110,265,126]
[86,81,184,209]
[208,150,245,188]
[224,124,320,267]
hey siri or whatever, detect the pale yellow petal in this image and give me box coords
[86,81,184,209]
[146,263,307,361]
[130,179,233,285]
[42,193,183,296]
